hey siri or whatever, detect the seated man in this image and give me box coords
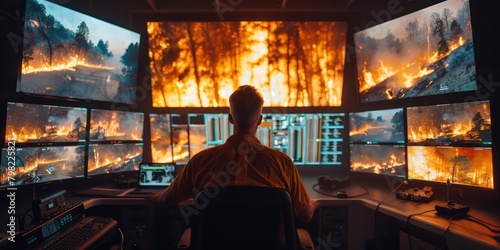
[150,85,316,223]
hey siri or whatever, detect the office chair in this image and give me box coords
[177,185,314,250]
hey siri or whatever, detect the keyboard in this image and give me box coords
[40,217,118,250]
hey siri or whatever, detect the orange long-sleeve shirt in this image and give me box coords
[161,134,314,222]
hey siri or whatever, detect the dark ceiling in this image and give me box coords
[58,0,388,30]
[57,0,445,32]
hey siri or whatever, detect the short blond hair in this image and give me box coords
[229,85,264,129]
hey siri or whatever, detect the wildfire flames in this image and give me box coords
[408,146,493,188]
[407,102,491,144]
[358,35,466,94]
[90,111,143,140]
[88,145,142,172]
[351,153,405,175]
[23,53,115,74]
[148,21,347,107]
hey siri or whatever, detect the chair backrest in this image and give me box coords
[190,185,297,250]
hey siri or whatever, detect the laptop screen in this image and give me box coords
[138,162,176,187]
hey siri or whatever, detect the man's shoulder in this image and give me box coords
[190,144,224,160]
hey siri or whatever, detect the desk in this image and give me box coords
[301,174,500,250]
[71,174,500,250]
[3,172,496,250]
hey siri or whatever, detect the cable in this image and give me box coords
[117,227,125,248]
[466,215,500,228]
[372,180,408,249]
[19,207,34,231]
[375,180,408,213]
[463,216,500,234]
[405,209,436,250]
[312,183,369,198]
[440,212,468,249]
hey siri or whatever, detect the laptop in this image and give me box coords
[128,162,176,195]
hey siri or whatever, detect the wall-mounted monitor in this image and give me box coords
[354,0,476,103]
[349,108,404,144]
[407,146,493,189]
[19,0,141,103]
[148,21,347,107]
[350,144,406,177]
[90,109,144,141]
[5,102,87,144]
[87,143,143,175]
[407,101,491,146]
[1,145,85,188]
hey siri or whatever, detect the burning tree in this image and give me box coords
[121,42,139,77]
[449,154,472,183]
[73,21,90,63]
[148,21,347,107]
[431,13,449,56]
[450,20,463,44]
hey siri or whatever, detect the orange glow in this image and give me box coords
[408,147,494,188]
[8,124,75,143]
[148,21,347,107]
[22,51,115,74]
[357,31,472,94]
[351,154,405,174]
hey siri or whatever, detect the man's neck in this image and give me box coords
[233,127,257,136]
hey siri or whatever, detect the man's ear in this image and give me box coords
[257,115,262,126]
[228,113,234,124]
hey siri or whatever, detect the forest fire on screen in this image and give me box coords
[354,0,476,102]
[148,21,347,107]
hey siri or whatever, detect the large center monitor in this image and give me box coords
[19,0,141,103]
[148,21,347,107]
[354,0,477,103]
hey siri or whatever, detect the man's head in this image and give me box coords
[228,85,264,134]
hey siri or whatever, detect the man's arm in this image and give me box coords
[287,161,316,223]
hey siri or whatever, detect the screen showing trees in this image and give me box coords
[20,0,141,103]
[407,101,494,189]
[354,0,477,103]
[148,21,347,107]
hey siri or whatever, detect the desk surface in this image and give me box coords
[300,174,500,250]
[65,172,500,250]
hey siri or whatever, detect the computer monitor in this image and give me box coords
[90,109,144,141]
[354,0,477,103]
[349,108,406,177]
[1,145,85,188]
[5,102,87,143]
[19,0,141,103]
[407,101,493,188]
[257,113,344,165]
[406,101,491,146]
[349,108,404,144]
[407,146,493,189]
[350,144,406,177]
[87,143,143,175]
[148,21,347,107]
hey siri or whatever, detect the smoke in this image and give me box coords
[48,109,87,130]
[90,110,144,140]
